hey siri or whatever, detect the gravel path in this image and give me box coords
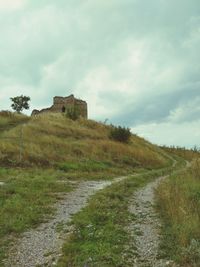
[4,177,127,267]
[127,175,177,267]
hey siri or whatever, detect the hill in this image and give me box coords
[0,111,199,266]
[0,112,170,172]
[0,111,29,132]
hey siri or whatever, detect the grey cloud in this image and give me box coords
[110,83,200,126]
[0,0,199,147]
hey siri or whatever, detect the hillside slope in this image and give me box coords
[0,111,29,133]
[0,112,170,170]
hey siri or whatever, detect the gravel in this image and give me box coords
[127,175,178,267]
[4,176,127,267]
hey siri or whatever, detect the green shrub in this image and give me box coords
[109,125,131,143]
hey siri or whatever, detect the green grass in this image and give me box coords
[56,166,177,267]
[156,160,200,266]
[0,167,72,262]
[57,160,113,172]
[0,165,141,264]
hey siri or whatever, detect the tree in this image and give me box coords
[10,95,30,113]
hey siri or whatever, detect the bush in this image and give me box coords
[109,125,131,143]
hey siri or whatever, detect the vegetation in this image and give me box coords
[160,145,200,161]
[1,111,194,265]
[156,160,200,266]
[66,106,80,121]
[0,168,73,262]
[57,160,112,172]
[0,111,29,132]
[10,95,30,113]
[109,125,131,143]
[0,112,169,169]
[56,167,177,267]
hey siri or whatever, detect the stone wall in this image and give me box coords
[31,94,88,118]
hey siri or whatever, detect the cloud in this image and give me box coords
[0,0,26,10]
[133,120,200,148]
[0,0,199,147]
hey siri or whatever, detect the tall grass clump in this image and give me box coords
[156,159,200,266]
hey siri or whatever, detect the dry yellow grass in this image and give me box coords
[0,111,29,131]
[156,160,200,265]
[0,113,169,168]
[161,145,199,161]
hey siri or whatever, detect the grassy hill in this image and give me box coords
[0,112,170,171]
[0,111,199,265]
[0,111,29,133]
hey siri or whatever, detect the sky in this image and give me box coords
[0,0,199,148]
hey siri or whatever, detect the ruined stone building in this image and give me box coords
[31,94,88,118]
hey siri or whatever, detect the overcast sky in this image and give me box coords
[0,0,199,148]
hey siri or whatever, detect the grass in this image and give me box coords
[56,166,178,267]
[57,160,113,172]
[156,159,200,266]
[0,111,189,265]
[0,113,170,169]
[161,145,200,161]
[0,167,72,262]
[0,111,29,133]
[0,164,147,264]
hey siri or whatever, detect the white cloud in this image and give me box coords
[133,121,200,148]
[0,0,26,10]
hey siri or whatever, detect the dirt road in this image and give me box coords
[127,175,177,267]
[4,176,127,267]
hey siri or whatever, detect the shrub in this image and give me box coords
[109,125,131,143]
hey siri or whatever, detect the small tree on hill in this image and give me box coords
[10,95,30,113]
